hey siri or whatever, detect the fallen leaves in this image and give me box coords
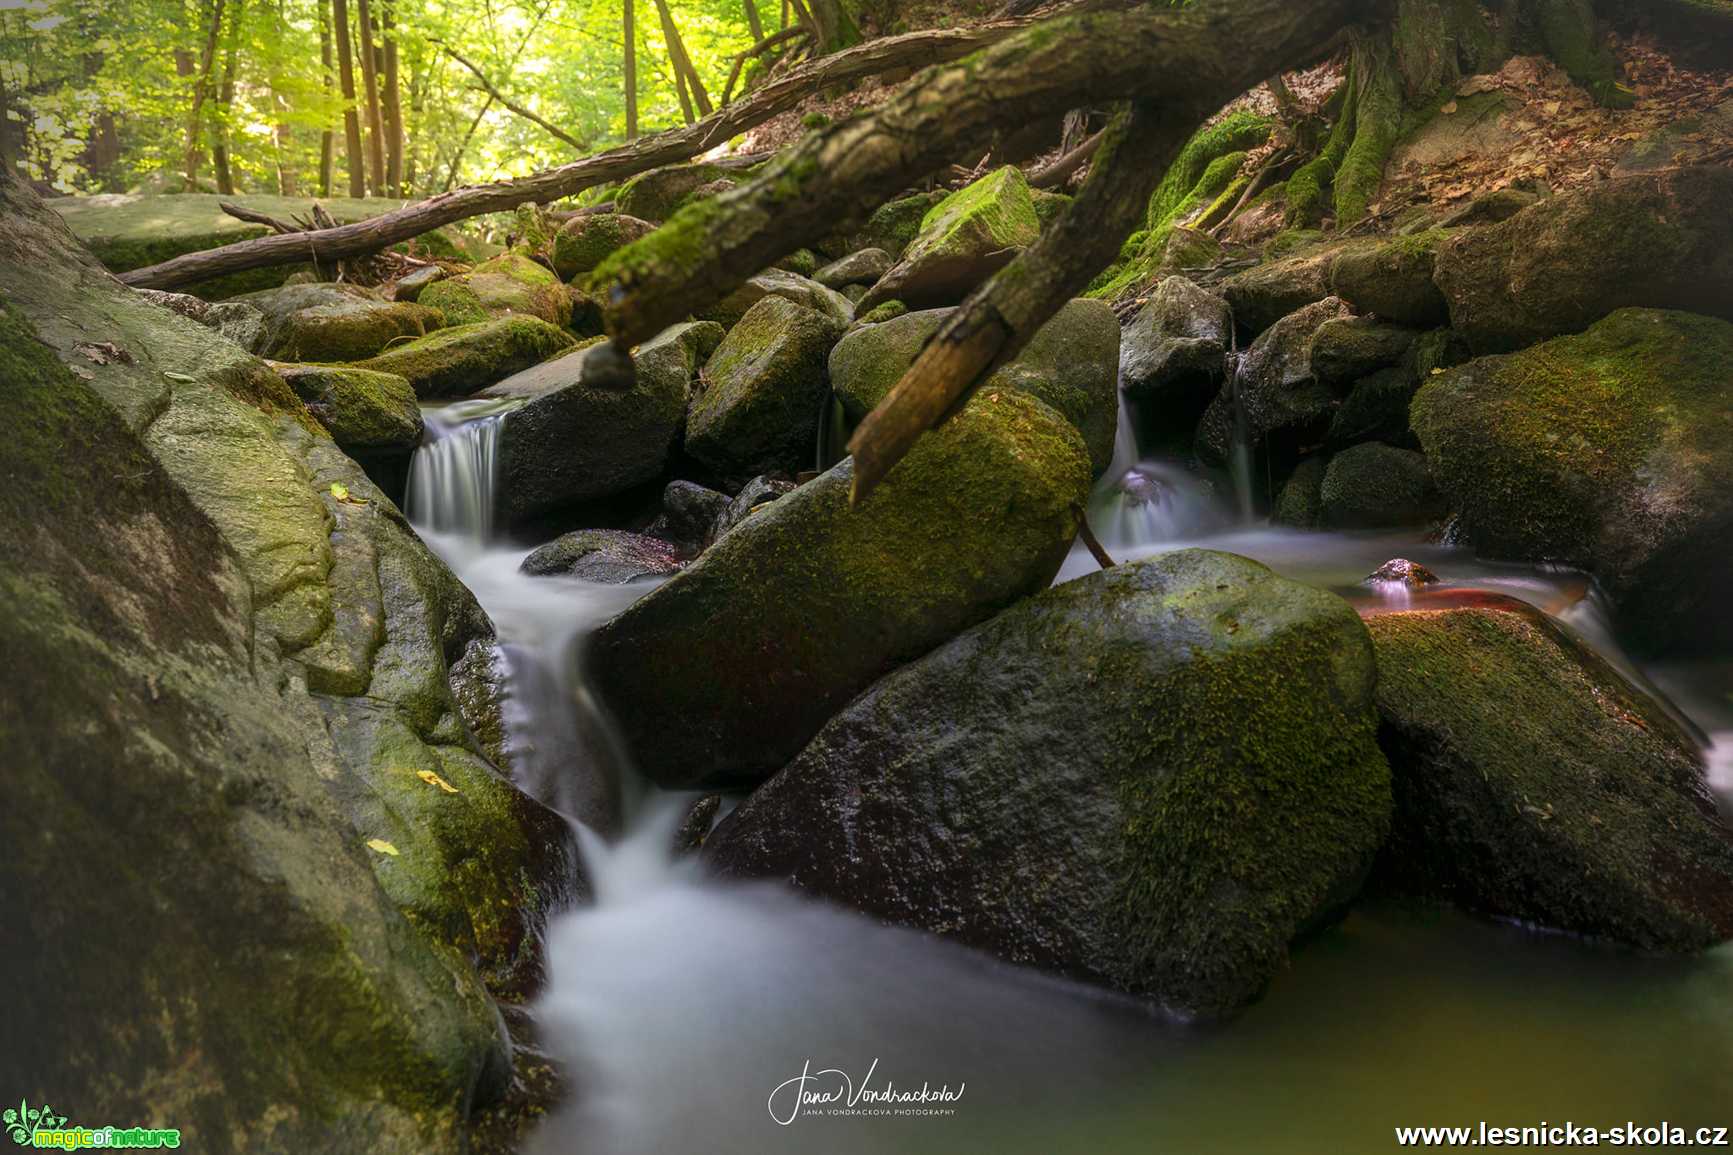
[417,769,461,794]
[366,838,400,856]
[329,481,367,505]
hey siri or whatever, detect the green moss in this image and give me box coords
[551,213,656,281]
[354,316,574,398]
[854,299,907,325]
[464,252,571,327]
[278,364,422,451]
[418,279,490,326]
[1144,110,1272,230]
[1533,0,1634,106]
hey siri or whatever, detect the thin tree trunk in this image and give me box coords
[445,45,585,148]
[381,0,402,196]
[654,0,713,117]
[804,0,860,54]
[404,60,422,190]
[183,0,228,191]
[318,0,335,195]
[354,0,386,194]
[624,0,639,139]
[212,0,245,195]
[332,0,365,196]
[443,93,493,192]
[0,50,17,179]
[744,0,764,40]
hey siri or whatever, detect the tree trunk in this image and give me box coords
[381,0,403,196]
[0,52,17,179]
[744,0,764,40]
[805,0,861,53]
[654,0,713,118]
[319,0,335,195]
[624,0,639,139]
[354,0,386,194]
[121,18,1038,289]
[332,0,365,196]
[405,60,423,190]
[211,0,245,196]
[183,0,228,192]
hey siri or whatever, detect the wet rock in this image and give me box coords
[491,322,717,523]
[813,247,893,289]
[1433,167,1733,353]
[1221,240,1365,336]
[588,388,1093,787]
[858,166,1040,312]
[245,281,442,362]
[1328,230,1450,327]
[1197,296,1354,465]
[520,529,684,583]
[674,793,723,854]
[646,479,731,550]
[1271,454,1329,528]
[697,266,854,328]
[1412,308,1733,653]
[354,315,575,399]
[135,287,266,350]
[1310,316,1419,386]
[1367,599,1733,949]
[1365,558,1440,587]
[1318,443,1444,530]
[687,297,846,479]
[706,550,1392,1017]
[551,212,657,281]
[829,298,1120,476]
[712,474,797,540]
[1119,277,1231,440]
[615,162,745,222]
[1327,368,1420,450]
[275,363,423,453]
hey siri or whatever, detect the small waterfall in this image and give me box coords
[1222,334,1257,523]
[405,398,518,547]
[1085,389,1228,555]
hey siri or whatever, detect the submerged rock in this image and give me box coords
[354,315,575,398]
[1412,308,1733,652]
[706,550,1392,1017]
[1365,558,1440,587]
[1433,166,1733,353]
[552,212,657,281]
[588,388,1092,787]
[246,280,442,362]
[275,363,423,453]
[858,166,1040,312]
[1318,442,1444,529]
[1367,599,1733,949]
[687,297,846,479]
[520,529,684,583]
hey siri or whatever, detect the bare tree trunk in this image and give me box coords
[381,0,403,196]
[624,0,639,139]
[211,0,245,195]
[318,0,335,195]
[332,0,365,196]
[0,50,17,179]
[743,0,764,40]
[404,60,423,190]
[654,0,713,117]
[183,0,228,191]
[354,0,386,194]
[804,0,861,54]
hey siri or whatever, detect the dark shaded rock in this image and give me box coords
[520,529,684,582]
[1328,230,1450,327]
[246,280,442,362]
[1327,368,1419,450]
[276,363,423,452]
[1367,599,1733,949]
[1411,308,1733,653]
[1318,443,1444,529]
[712,474,797,540]
[646,479,730,550]
[354,315,575,399]
[1433,167,1733,353]
[1221,240,1365,335]
[674,793,722,854]
[1119,276,1230,439]
[1310,316,1419,385]
[813,247,893,289]
[706,550,1392,1017]
[687,297,845,479]
[1271,454,1329,528]
[552,212,656,281]
[1197,296,1354,464]
[840,189,948,258]
[588,389,1093,788]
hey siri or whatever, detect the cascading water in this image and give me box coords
[1085,391,1230,554]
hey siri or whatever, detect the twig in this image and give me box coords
[1072,504,1116,569]
[1028,128,1103,188]
[440,43,587,150]
[219,201,300,233]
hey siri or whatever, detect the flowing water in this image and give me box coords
[408,397,1733,1154]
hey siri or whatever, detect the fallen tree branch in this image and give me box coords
[118,17,1039,290]
[593,0,1382,349]
[1028,127,1103,188]
[218,200,301,234]
[1072,504,1116,569]
[442,44,587,151]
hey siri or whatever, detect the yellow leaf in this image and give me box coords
[366,838,400,856]
[330,482,349,500]
[417,770,460,794]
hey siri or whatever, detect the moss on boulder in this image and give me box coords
[615,162,748,222]
[246,281,442,362]
[1318,442,1444,528]
[276,363,423,452]
[1412,308,1733,652]
[355,315,574,399]
[458,252,572,327]
[519,529,684,582]
[857,165,1040,312]
[1329,228,1451,327]
[1310,315,1419,385]
[551,212,657,281]
[588,387,1093,787]
[705,549,1391,1017]
[696,266,854,328]
[1368,599,1733,949]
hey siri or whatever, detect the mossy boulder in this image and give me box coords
[1272,454,1329,528]
[354,315,575,399]
[588,387,1093,787]
[1329,229,1450,327]
[696,266,854,328]
[491,322,716,524]
[245,281,442,362]
[858,166,1040,312]
[828,298,1120,476]
[135,287,267,351]
[705,549,1391,1017]
[520,529,684,582]
[1197,296,1354,465]
[1120,275,1230,440]
[1310,316,1419,385]
[813,247,893,289]
[276,363,423,453]
[1433,167,1733,353]
[1411,308,1733,652]
[551,212,657,281]
[417,279,491,326]
[1318,442,1444,529]
[836,189,948,258]
[1327,367,1420,450]
[457,252,573,328]
[1368,599,1733,950]
[687,297,846,479]
[1222,238,1366,336]
[615,162,747,222]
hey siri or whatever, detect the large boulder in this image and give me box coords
[1120,275,1230,404]
[1317,442,1444,529]
[828,299,1121,476]
[354,315,575,398]
[686,297,845,479]
[276,363,424,453]
[588,388,1093,787]
[813,247,893,289]
[1367,599,1733,950]
[1309,316,1418,385]
[1433,167,1733,353]
[615,162,745,221]
[246,281,442,362]
[551,212,657,281]
[0,176,574,1149]
[1328,229,1450,327]
[706,550,1392,1017]
[1221,239,1363,336]
[1411,308,1733,652]
[1197,296,1354,465]
[696,266,854,328]
[491,322,718,524]
[857,166,1040,312]
[422,252,572,328]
